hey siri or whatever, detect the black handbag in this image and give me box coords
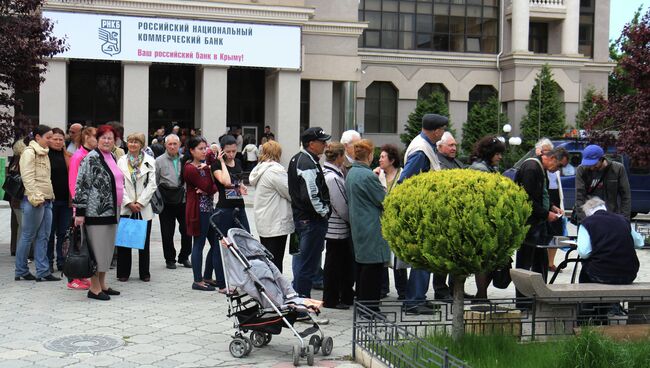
[62,225,97,279]
[144,173,164,214]
[3,172,24,199]
[158,183,184,205]
[491,260,513,289]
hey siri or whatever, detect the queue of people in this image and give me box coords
[8,116,642,312]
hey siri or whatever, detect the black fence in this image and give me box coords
[352,297,650,367]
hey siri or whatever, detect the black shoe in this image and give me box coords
[102,288,120,296]
[178,259,192,268]
[166,262,177,269]
[323,303,350,310]
[87,290,110,301]
[404,304,436,315]
[36,274,61,282]
[192,282,215,291]
[15,273,36,281]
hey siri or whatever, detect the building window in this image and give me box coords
[227,68,265,129]
[579,0,594,57]
[149,64,195,133]
[300,80,310,132]
[418,83,449,105]
[529,22,549,54]
[359,0,498,53]
[468,85,497,113]
[14,90,39,136]
[68,61,121,125]
[365,81,397,134]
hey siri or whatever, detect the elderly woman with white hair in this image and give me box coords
[577,197,644,285]
[340,129,361,174]
[534,138,568,273]
[116,132,157,282]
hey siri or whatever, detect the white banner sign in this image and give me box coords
[43,11,301,69]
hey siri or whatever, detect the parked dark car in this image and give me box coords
[503,140,650,218]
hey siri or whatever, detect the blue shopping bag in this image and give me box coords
[115,215,147,249]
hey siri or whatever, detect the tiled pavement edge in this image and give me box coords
[1,200,648,367]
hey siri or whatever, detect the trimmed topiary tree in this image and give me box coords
[381,169,532,341]
[461,96,509,155]
[400,91,451,147]
[520,64,566,150]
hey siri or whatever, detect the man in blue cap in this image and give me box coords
[574,144,631,222]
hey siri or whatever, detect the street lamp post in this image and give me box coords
[500,124,521,168]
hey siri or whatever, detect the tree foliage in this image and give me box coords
[587,8,650,165]
[381,169,531,340]
[519,64,566,150]
[608,7,642,100]
[461,96,508,154]
[0,0,67,147]
[575,87,606,129]
[400,91,451,147]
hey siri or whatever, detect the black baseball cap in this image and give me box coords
[301,127,331,145]
[422,114,448,131]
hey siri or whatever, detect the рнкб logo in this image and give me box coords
[99,19,121,56]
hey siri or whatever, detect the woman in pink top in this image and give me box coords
[66,126,97,290]
[73,125,124,301]
[68,127,97,200]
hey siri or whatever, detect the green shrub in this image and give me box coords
[382,169,531,276]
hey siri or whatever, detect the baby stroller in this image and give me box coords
[210,209,334,366]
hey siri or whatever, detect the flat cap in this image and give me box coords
[422,114,448,131]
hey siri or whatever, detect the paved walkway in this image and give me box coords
[1,199,648,367]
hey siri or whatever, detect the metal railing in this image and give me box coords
[529,0,564,6]
[353,302,469,368]
[352,297,650,367]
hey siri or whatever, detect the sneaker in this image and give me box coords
[68,280,89,290]
[79,278,91,286]
[36,274,62,282]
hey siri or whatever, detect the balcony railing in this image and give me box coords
[530,0,564,7]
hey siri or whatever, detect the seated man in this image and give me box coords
[577,197,644,285]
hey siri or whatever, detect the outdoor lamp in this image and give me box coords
[509,136,522,146]
[502,124,512,133]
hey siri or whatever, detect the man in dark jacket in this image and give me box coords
[514,147,568,300]
[436,132,464,170]
[288,127,331,299]
[574,144,631,221]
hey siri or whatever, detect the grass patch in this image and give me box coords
[383,329,650,368]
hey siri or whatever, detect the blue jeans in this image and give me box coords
[48,201,72,268]
[15,199,52,278]
[191,211,222,285]
[206,207,250,282]
[291,218,328,298]
[406,268,432,306]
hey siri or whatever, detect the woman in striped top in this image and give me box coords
[322,142,354,310]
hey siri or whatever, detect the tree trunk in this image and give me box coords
[451,275,467,341]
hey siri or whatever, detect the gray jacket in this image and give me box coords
[73,149,119,225]
[575,159,631,220]
[155,152,182,188]
[437,152,465,170]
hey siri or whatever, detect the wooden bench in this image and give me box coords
[510,269,650,334]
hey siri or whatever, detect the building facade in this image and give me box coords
[23,0,611,161]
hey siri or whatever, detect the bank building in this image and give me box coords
[19,0,611,164]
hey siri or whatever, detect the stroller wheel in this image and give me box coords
[264,332,272,345]
[242,336,253,355]
[229,338,248,358]
[308,335,321,355]
[292,344,301,366]
[250,331,268,348]
[321,336,333,356]
[305,345,315,366]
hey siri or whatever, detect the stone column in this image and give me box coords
[511,0,530,53]
[267,70,300,167]
[341,81,357,131]
[309,80,333,136]
[39,59,68,130]
[562,0,580,55]
[199,66,228,144]
[122,63,150,142]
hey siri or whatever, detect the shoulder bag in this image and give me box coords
[62,225,97,279]
[144,172,164,214]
